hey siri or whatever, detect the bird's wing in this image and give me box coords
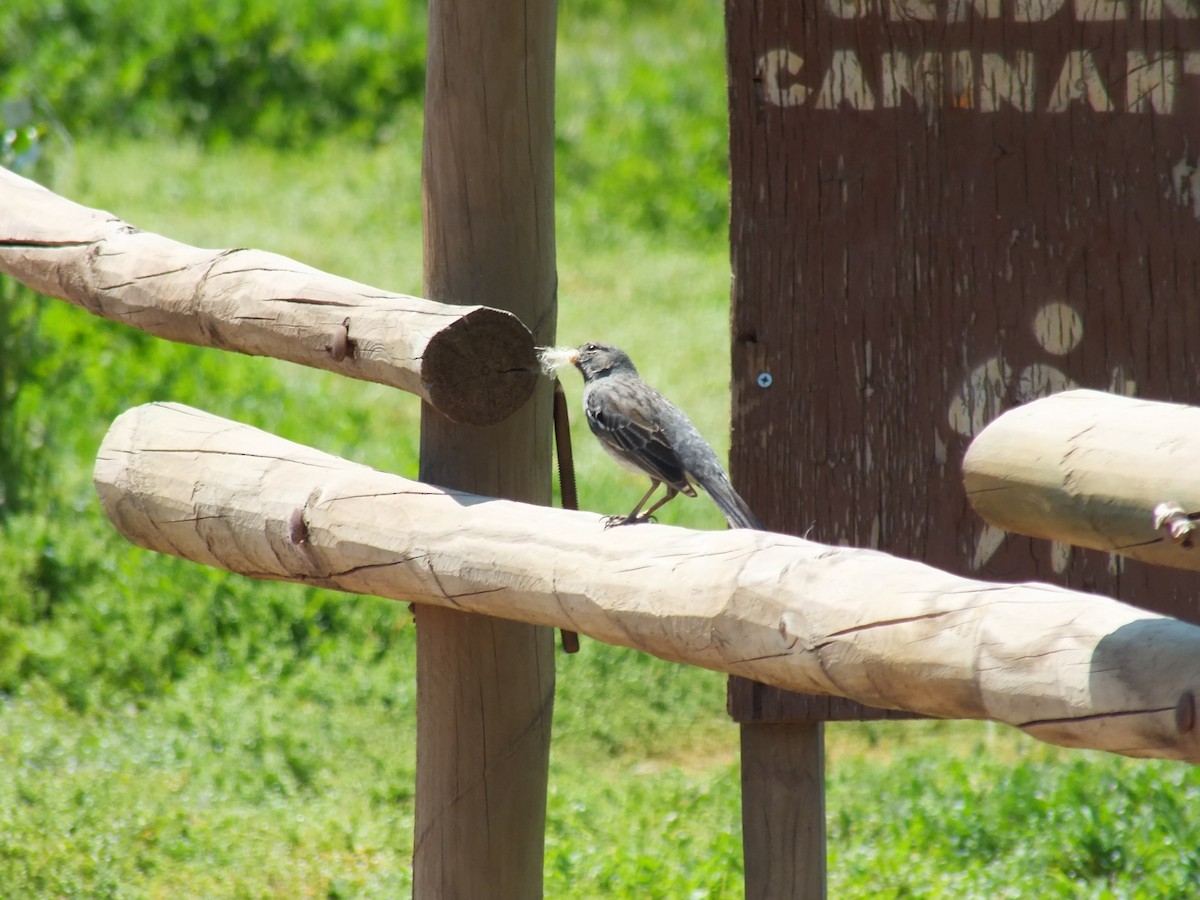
[585,379,694,493]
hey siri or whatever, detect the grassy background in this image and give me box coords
[3,1,1200,897]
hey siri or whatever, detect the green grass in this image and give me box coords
[3,3,1200,897]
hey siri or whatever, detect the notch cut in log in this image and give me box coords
[0,166,535,426]
[964,389,1200,572]
[94,401,1200,763]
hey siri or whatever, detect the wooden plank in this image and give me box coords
[964,389,1200,571]
[725,0,1200,622]
[0,167,535,427]
[93,401,1200,764]
[415,0,558,895]
[741,724,827,900]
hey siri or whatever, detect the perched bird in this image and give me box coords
[540,342,762,530]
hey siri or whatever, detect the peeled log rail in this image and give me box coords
[94,401,1200,763]
[0,166,535,426]
[964,389,1200,572]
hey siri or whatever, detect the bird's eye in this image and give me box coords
[583,342,597,353]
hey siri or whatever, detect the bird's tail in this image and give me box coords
[695,471,763,530]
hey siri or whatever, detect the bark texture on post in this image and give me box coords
[964,390,1200,571]
[93,402,1200,764]
[0,166,535,426]
[417,0,557,896]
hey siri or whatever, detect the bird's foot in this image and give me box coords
[602,513,657,529]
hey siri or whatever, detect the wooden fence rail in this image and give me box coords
[964,389,1200,572]
[0,166,535,426]
[94,401,1200,763]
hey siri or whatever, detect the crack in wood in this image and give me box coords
[321,488,445,504]
[964,484,1013,495]
[824,608,958,639]
[422,557,464,609]
[99,265,195,290]
[1020,705,1175,730]
[208,266,312,278]
[328,557,425,579]
[1114,536,1165,550]
[258,296,357,308]
[136,447,347,470]
[446,587,507,601]
[550,583,586,634]
[0,238,100,249]
[730,649,797,664]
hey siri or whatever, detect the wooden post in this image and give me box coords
[416,0,557,897]
[729,683,921,898]
[740,724,826,900]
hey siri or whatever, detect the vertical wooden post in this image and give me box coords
[415,1,557,897]
[740,724,826,900]
[730,682,923,898]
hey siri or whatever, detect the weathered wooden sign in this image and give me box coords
[727,0,1200,625]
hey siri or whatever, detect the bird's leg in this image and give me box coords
[638,487,679,522]
[603,481,662,528]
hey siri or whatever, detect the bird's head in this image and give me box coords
[571,342,638,381]
[535,341,638,382]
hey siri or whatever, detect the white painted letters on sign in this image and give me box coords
[758,49,1200,114]
[762,0,1200,113]
[822,0,1196,17]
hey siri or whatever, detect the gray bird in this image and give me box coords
[568,341,762,530]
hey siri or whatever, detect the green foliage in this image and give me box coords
[556,6,729,241]
[0,278,48,517]
[827,731,1200,898]
[1,0,730,240]
[1,121,44,172]
[0,0,426,146]
[0,103,53,519]
[0,101,74,639]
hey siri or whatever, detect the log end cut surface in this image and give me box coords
[421,306,537,426]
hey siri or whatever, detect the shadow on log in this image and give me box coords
[964,389,1200,572]
[94,401,1200,763]
[0,166,535,426]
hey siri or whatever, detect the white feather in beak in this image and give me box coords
[536,345,579,377]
